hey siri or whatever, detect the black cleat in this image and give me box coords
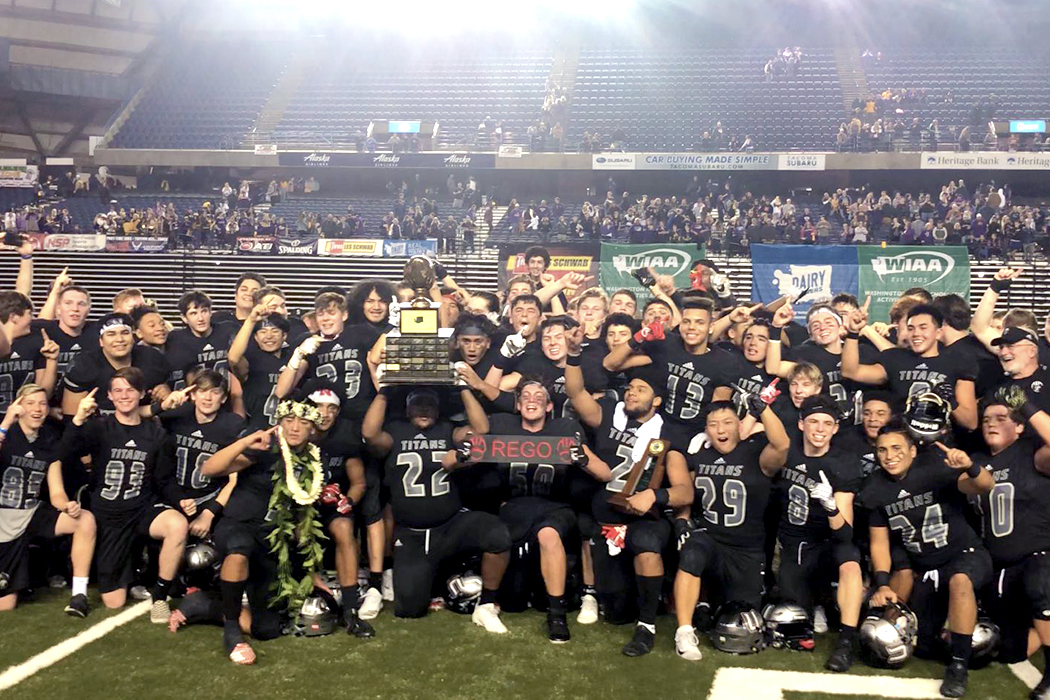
[346,610,375,638]
[547,614,570,644]
[693,602,714,633]
[64,593,89,618]
[824,638,854,673]
[622,625,655,657]
[1029,676,1050,700]
[940,660,968,698]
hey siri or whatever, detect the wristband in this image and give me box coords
[0,426,7,436]
[628,337,642,351]
[846,331,861,340]
[203,500,224,517]
[566,353,582,367]
[768,337,782,343]
[149,400,163,417]
[20,254,32,260]
[825,506,840,518]
[873,571,891,589]
[1019,400,1040,420]
[989,278,1011,293]
[966,462,984,479]
[654,488,669,507]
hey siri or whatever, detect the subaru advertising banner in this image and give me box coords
[750,244,859,315]
[857,246,970,322]
[599,243,705,302]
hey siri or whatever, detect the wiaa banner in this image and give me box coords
[498,243,599,300]
[858,246,969,322]
[750,244,859,315]
[599,243,704,302]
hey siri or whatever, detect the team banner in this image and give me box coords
[599,243,704,301]
[317,239,384,257]
[920,152,1050,170]
[498,243,599,299]
[750,244,858,314]
[276,152,496,169]
[857,246,970,322]
[466,434,579,465]
[0,164,39,188]
[105,236,168,253]
[383,239,437,257]
[236,236,276,254]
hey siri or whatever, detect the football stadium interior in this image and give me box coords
[3,0,1050,698]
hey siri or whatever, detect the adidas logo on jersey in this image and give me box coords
[71,344,81,351]
[125,440,137,447]
[394,539,403,547]
[714,457,724,464]
[414,433,426,440]
[897,489,910,498]
[332,343,343,351]
[25,451,33,458]
[202,344,214,351]
[191,430,204,438]
[916,363,928,370]
[750,375,762,382]
[10,352,19,359]
[682,361,694,370]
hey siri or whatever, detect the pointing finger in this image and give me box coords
[41,329,50,341]
[862,295,871,312]
[86,387,98,398]
[933,440,950,453]
[818,469,831,487]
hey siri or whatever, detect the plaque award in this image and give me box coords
[381,256,457,385]
[608,439,669,515]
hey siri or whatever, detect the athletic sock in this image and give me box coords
[636,575,662,626]
[72,576,88,597]
[581,584,597,598]
[368,572,383,591]
[152,577,173,603]
[548,594,567,616]
[383,556,393,572]
[949,631,973,666]
[1042,646,1050,685]
[479,588,498,606]
[220,579,247,623]
[839,624,857,644]
[342,585,360,610]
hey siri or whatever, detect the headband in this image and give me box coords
[800,402,840,422]
[274,399,322,426]
[99,315,132,336]
[808,307,843,326]
[456,322,489,338]
[308,388,341,407]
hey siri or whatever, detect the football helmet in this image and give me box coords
[903,391,950,445]
[940,618,1000,668]
[709,601,766,654]
[298,593,337,637]
[183,540,218,571]
[444,573,483,615]
[859,601,919,668]
[763,602,815,651]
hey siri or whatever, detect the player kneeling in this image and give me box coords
[0,385,96,617]
[860,421,993,698]
[672,396,790,661]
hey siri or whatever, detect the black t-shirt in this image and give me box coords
[787,342,877,407]
[683,434,772,550]
[165,322,238,389]
[32,320,88,391]
[0,421,63,510]
[833,425,878,478]
[487,413,584,503]
[647,338,751,424]
[0,331,45,411]
[777,443,862,542]
[317,419,363,491]
[509,352,570,417]
[974,438,1050,565]
[60,416,170,515]
[383,419,459,528]
[242,344,292,430]
[579,341,611,394]
[295,324,380,421]
[996,367,1050,416]
[859,451,982,570]
[158,408,244,503]
[63,346,171,412]
[943,334,1001,399]
[875,347,977,402]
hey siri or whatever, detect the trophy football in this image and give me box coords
[381,256,457,385]
[608,439,669,515]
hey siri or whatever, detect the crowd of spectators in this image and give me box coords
[763,46,804,81]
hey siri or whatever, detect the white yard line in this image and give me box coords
[1009,660,1041,690]
[0,600,151,693]
[708,667,944,700]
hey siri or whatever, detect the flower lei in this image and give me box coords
[265,402,327,613]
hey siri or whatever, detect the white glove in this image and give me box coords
[710,273,731,299]
[808,470,837,513]
[289,335,323,370]
[375,364,387,387]
[688,431,712,454]
[454,361,469,387]
[388,296,401,328]
[500,329,528,359]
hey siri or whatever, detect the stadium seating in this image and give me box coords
[109,43,286,149]
[569,48,844,152]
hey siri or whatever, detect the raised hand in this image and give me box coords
[2,395,25,428]
[772,302,794,329]
[161,384,196,411]
[244,427,276,451]
[500,326,529,358]
[74,388,98,425]
[933,440,973,470]
[39,330,59,362]
[808,470,837,513]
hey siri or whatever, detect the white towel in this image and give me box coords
[611,401,664,463]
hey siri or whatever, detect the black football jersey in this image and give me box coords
[60,416,170,514]
[242,344,292,430]
[777,443,863,542]
[875,347,977,402]
[647,337,750,424]
[159,409,244,503]
[859,451,982,570]
[0,332,45,412]
[165,322,237,389]
[295,324,380,421]
[787,342,877,408]
[996,368,1050,417]
[0,421,62,511]
[63,345,171,412]
[487,413,583,503]
[32,320,88,391]
[684,434,772,550]
[943,335,1002,399]
[833,426,878,478]
[317,419,363,490]
[590,397,659,524]
[973,439,1050,565]
[383,420,458,528]
[223,443,332,527]
[509,352,570,416]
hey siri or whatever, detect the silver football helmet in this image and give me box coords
[183,540,218,571]
[298,594,337,637]
[763,602,815,651]
[859,601,918,667]
[444,573,483,615]
[709,601,767,654]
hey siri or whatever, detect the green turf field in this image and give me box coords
[0,588,1037,700]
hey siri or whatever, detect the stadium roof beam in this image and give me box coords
[14,100,47,159]
[51,107,96,157]
[0,3,160,34]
